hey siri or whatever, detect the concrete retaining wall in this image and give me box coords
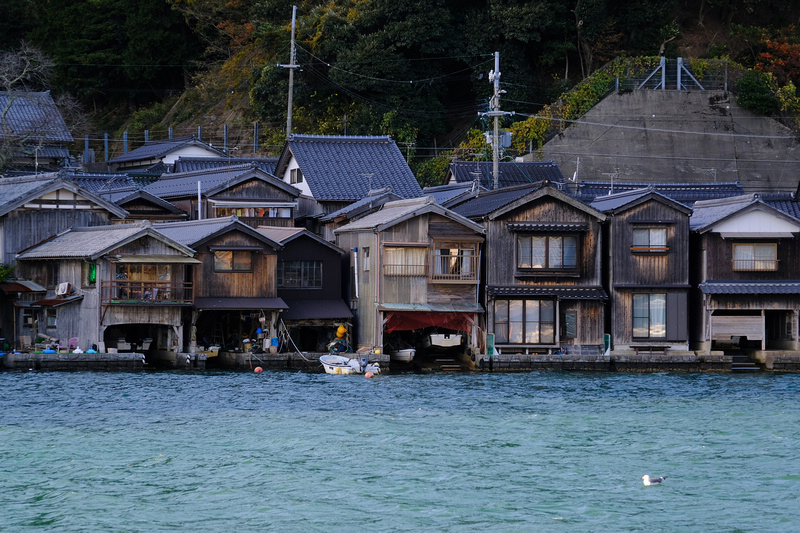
[2,351,147,371]
[479,352,731,372]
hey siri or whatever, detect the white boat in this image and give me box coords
[320,354,381,375]
[390,348,415,362]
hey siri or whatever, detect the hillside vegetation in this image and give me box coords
[3,0,800,182]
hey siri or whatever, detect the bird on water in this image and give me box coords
[642,475,667,486]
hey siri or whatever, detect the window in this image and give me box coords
[363,247,370,271]
[214,250,253,272]
[47,261,59,289]
[633,293,666,338]
[517,235,577,270]
[23,308,35,327]
[46,309,57,328]
[733,243,778,271]
[215,206,292,218]
[632,227,668,252]
[278,261,322,288]
[433,243,477,281]
[290,168,304,184]
[383,246,426,276]
[82,262,97,288]
[493,299,555,344]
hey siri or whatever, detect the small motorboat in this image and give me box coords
[320,354,381,375]
[390,348,416,363]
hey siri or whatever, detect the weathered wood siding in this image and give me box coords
[700,233,800,281]
[486,196,603,287]
[2,208,111,266]
[609,199,690,286]
[193,232,277,298]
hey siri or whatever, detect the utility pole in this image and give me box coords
[480,51,514,189]
[279,6,299,139]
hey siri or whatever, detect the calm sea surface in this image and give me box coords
[1,370,799,532]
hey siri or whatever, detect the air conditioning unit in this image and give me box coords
[56,282,72,296]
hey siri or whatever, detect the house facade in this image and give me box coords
[153,216,285,360]
[453,183,607,356]
[591,189,693,354]
[256,226,352,352]
[334,197,485,358]
[690,194,800,354]
[15,223,198,355]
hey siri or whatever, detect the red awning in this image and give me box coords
[384,311,474,333]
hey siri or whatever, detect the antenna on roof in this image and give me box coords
[571,156,579,182]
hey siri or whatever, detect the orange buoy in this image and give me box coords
[254,366,263,373]
[364,371,374,378]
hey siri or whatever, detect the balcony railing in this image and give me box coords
[733,259,778,271]
[101,281,194,305]
[431,254,479,282]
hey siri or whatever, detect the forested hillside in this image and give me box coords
[2,0,800,180]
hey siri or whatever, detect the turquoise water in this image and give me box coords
[1,371,799,532]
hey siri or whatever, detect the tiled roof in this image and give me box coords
[281,134,423,200]
[109,136,226,164]
[173,156,278,175]
[142,165,298,199]
[699,281,800,294]
[448,160,567,189]
[760,192,800,219]
[689,194,760,230]
[65,172,140,194]
[578,181,744,206]
[450,183,546,219]
[487,285,608,300]
[506,222,589,232]
[0,91,73,142]
[590,187,691,214]
[16,223,156,260]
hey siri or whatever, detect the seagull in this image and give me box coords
[642,475,667,486]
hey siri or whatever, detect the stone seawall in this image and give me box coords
[3,352,147,371]
[479,352,732,372]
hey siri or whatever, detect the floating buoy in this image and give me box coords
[254,366,263,373]
[364,371,374,379]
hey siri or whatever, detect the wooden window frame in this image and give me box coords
[277,260,322,288]
[516,234,579,273]
[493,298,556,345]
[213,250,254,273]
[732,243,778,271]
[631,227,669,253]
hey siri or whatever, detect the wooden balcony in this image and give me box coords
[431,253,479,282]
[101,280,194,306]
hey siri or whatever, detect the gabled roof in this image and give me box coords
[16,222,195,260]
[255,225,345,254]
[690,194,800,233]
[173,156,278,175]
[577,181,745,206]
[590,187,692,215]
[450,182,606,222]
[152,216,281,250]
[108,136,227,164]
[65,172,140,194]
[319,187,402,223]
[447,160,567,189]
[102,188,186,216]
[334,196,485,235]
[275,134,423,201]
[0,91,73,143]
[142,165,300,199]
[0,171,128,219]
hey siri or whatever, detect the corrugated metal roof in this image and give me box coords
[31,295,84,307]
[448,160,567,189]
[281,299,353,320]
[281,134,423,201]
[143,164,297,199]
[334,196,484,234]
[450,183,546,219]
[0,280,46,293]
[319,189,402,222]
[377,302,484,313]
[153,216,281,250]
[0,91,73,142]
[488,285,608,299]
[699,281,800,294]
